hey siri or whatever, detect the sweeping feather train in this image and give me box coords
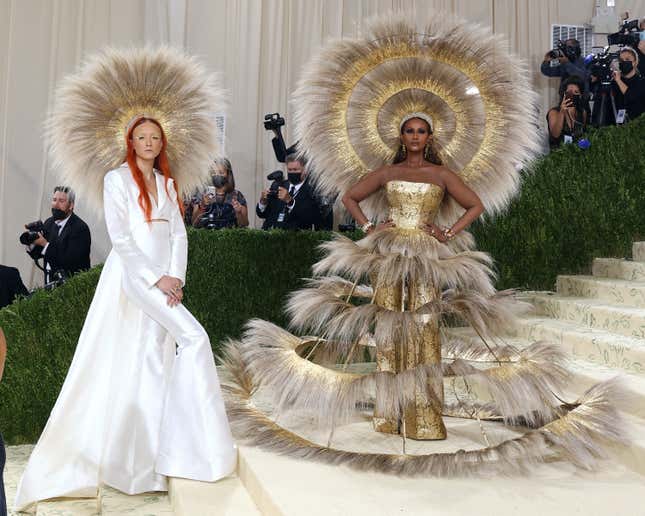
[221,12,627,475]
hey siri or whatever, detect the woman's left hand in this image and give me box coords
[421,223,447,242]
[231,198,242,214]
[156,275,183,307]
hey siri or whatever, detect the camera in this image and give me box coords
[263,112,297,163]
[608,17,642,48]
[564,91,584,111]
[19,220,45,245]
[263,113,285,131]
[266,170,287,199]
[548,40,580,65]
[338,223,356,233]
[588,47,620,87]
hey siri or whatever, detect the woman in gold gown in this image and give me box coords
[222,13,625,475]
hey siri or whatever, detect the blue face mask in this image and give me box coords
[640,31,645,41]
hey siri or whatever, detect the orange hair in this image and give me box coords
[125,117,184,221]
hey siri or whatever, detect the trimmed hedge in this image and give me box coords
[1,116,643,443]
[472,115,645,290]
[0,230,343,443]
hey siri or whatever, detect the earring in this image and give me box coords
[424,142,430,157]
[401,144,407,157]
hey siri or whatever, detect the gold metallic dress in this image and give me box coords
[222,180,625,474]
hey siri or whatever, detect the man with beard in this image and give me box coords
[28,186,91,284]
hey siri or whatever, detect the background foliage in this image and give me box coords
[1,116,643,443]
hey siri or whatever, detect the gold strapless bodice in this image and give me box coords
[385,180,444,230]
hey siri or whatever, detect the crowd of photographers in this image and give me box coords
[543,16,645,149]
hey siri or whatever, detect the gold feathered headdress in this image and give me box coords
[292,12,541,220]
[46,46,225,211]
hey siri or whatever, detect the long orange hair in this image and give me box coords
[125,117,184,221]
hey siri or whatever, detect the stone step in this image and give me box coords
[633,241,645,262]
[556,274,645,308]
[512,316,645,376]
[528,293,645,340]
[237,432,645,516]
[101,486,173,515]
[36,497,100,515]
[592,257,645,281]
[169,476,260,516]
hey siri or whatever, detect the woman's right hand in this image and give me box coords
[560,96,573,111]
[156,275,183,306]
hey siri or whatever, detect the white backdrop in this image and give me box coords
[1,0,644,287]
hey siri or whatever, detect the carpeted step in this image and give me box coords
[512,316,645,376]
[592,257,645,281]
[169,476,260,516]
[557,274,645,308]
[528,293,645,340]
[633,242,645,262]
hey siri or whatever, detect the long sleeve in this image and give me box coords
[103,171,164,288]
[167,181,188,286]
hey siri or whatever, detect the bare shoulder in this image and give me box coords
[437,166,463,184]
[363,165,390,185]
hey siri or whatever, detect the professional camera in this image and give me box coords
[263,112,285,131]
[608,17,642,48]
[548,40,580,64]
[588,47,620,87]
[266,170,288,199]
[263,112,297,163]
[19,220,45,245]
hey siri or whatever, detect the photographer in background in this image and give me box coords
[547,76,588,149]
[612,47,645,121]
[256,154,323,230]
[541,39,590,91]
[191,158,249,229]
[23,186,91,285]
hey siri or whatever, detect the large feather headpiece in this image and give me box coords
[47,46,225,211]
[293,12,541,220]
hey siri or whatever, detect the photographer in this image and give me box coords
[611,47,645,121]
[547,76,588,149]
[256,154,323,230]
[191,158,249,229]
[541,39,590,91]
[24,186,91,284]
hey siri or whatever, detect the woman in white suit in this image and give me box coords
[15,115,236,510]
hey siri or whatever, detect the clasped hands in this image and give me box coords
[156,275,183,307]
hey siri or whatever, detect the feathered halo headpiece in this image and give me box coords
[46,46,226,212]
[293,11,541,221]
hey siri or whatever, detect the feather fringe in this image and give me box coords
[222,345,628,476]
[47,46,225,214]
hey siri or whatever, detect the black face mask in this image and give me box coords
[288,173,303,185]
[51,208,68,220]
[212,175,227,188]
[619,61,634,75]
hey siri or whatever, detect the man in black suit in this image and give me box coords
[0,265,28,309]
[27,186,91,284]
[256,154,323,230]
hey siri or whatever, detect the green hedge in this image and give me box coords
[0,229,340,443]
[1,116,643,443]
[472,115,645,290]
